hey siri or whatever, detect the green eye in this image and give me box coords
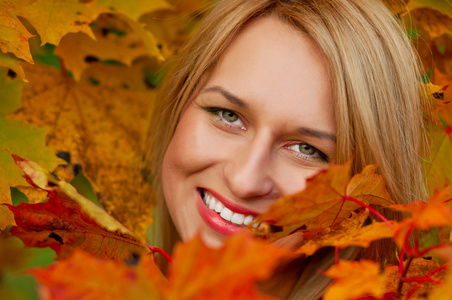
[222,110,239,122]
[298,144,316,155]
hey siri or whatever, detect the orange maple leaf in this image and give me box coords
[323,259,390,300]
[5,155,151,261]
[296,210,395,256]
[30,249,166,300]
[165,233,291,300]
[253,161,394,241]
[30,233,291,300]
[391,186,452,248]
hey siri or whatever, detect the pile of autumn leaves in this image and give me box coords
[1,0,452,299]
[3,154,452,300]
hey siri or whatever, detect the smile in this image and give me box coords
[201,189,257,227]
[196,188,259,236]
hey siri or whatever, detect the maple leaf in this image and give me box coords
[95,0,172,21]
[323,260,388,300]
[30,249,166,300]
[424,84,452,193]
[425,247,452,299]
[253,161,394,241]
[385,257,445,299]
[410,8,452,40]
[6,155,151,260]
[55,13,164,81]
[0,66,60,230]
[8,62,154,237]
[140,0,214,59]
[0,66,25,115]
[296,210,395,256]
[166,233,290,300]
[407,0,452,20]
[390,187,452,248]
[16,0,107,46]
[30,233,290,300]
[0,0,35,63]
[16,0,170,47]
[0,52,26,81]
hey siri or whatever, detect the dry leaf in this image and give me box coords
[30,250,166,300]
[297,211,395,256]
[323,260,388,300]
[0,0,35,63]
[30,233,290,300]
[9,62,154,237]
[253,161,394,241]
[391,187,452,248]
[6,155,150,260]
[166,233,290,300]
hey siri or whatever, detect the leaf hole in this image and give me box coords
[7,69,17,79]
[84,55,99,63]
[49,232,64,245]
[57,151,71,163]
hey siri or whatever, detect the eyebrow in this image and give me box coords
[298,127,337,142]
[202,86,247,108]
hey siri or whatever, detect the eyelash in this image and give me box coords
[203,107,329,163]
[204,107,246,130]
[285,143,329,163]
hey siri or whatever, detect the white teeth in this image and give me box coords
[220,207,233,221]
[215,201,224,213]
[208,197,216,210]
[231,213,244,225]
[243,215,253,226]
[252,222,259,229]
[202,190,255,226]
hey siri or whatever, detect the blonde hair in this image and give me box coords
[146,0,427,298]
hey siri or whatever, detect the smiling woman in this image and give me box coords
[146,0,427,299]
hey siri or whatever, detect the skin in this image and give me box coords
[162,15,335,297]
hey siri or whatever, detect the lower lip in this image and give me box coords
[196,191,243,236]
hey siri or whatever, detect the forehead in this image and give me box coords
[201,15,335,133]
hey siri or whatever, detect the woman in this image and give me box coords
[146,0,427,298]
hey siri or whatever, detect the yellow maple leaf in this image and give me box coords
[55,13,163,80]
[8,62,155,237]
[0,0,35,63]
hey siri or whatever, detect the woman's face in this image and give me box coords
[162,16,336,248]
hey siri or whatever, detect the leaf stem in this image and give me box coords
[147,245,173,263]
[443,197,452,203]
[344,196,393,228]
[402,277,442,284]
[335,247,339,264]
[418,244,449,258]
[406,265,447,299]
[397,256,414,297]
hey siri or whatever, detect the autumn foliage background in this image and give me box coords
[1,0,452,299]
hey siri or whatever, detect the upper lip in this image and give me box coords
[201,188,260,216]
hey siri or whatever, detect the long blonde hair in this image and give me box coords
[146,0,427,298]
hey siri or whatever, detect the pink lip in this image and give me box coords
[197,191,243,236]
[202,188,259,216]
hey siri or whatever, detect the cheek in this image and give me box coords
[163,119,217,180]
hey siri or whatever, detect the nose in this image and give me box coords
[223,135,275,199]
